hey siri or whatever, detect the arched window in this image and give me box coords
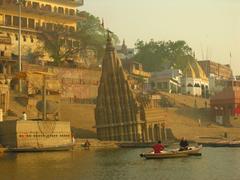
[194,83,200,87]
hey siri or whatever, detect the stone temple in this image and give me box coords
[95,33,173,142]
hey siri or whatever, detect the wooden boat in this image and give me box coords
[140,145,202,159]
[7,143,74,153]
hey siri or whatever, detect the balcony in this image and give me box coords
[0,4,84,22]
[0,36,11,45]
[41,0,84,7]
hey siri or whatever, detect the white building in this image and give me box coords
[150,68,183,93]
[181,61,209,97]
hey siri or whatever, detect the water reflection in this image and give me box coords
[0,148,240,180]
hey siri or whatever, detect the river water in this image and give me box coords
[0,147,240,180]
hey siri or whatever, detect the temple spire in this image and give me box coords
[106,29,114,51]
[95,34,141,142]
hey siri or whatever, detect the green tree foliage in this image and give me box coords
[41,11,119,65]
[134,39,195,72]
[76,11,119,61]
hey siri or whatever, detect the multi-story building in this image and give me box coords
[122,60,151,91]
[0,33,12,113]
[198,60,233,80]
[0,0,84,60]
[150,68,183,93]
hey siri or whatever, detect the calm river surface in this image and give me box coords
[0,147,240,180]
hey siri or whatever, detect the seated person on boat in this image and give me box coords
[179,137,189,151]
[153,141,165,153]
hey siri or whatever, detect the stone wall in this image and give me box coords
[48,67,101,99]
[21,63,101,100]
[0,120,71,148]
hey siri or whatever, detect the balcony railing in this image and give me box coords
[0,37,11,44]
[42,0,84,7]
[0,23,75,34]
[0,4,83,22]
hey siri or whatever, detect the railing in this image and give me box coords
[0,37,11,44]
[0,2,82,19]
[29,0,84,7]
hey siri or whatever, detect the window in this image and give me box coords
[0,14,3,25]
[69,27,75,32]
[32,2,39,9]
[65,8,69,15]
[23,35,26,42]
[5,15,12,26]
[15,34,18,41]
[21,17,27,28]
[28,18,35,29]
[46,23,53,31]
[30,36,34,43]
[54,6,57,13]
[69,9,75,15]
[0,51,4,56]
[58,7,64,14]
[26,1,31,7]
[45,4,52,11]
[13,16,19,26]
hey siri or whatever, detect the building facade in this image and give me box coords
[198,60,233,80]
[210,81,240,124]
[0,0,83,61]
[150,68,183,93]
[181,61,209,97]
[0,33,13,113]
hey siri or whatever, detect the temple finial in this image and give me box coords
[106,29,114,51]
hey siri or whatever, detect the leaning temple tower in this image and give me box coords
[95,33,173,142]
[95,33,143,142]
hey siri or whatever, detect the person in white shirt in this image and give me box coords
[22,112,27,121]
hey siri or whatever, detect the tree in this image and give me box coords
[41,11,119,66]
[134,39,195,72]
[76,11,119,61]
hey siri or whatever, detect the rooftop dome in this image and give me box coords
[191,61,208,81]
[184,63,196,78]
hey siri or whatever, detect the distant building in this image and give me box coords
[210,81,240,124]
[116,40,135,60]
[150,68,183,93]
[122,60,151,91]
[208,75,233,96]
[198,60,233,80]
[181,61,209,97]
[235,75,240,81]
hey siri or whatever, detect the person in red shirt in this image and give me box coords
[153,140,165,153]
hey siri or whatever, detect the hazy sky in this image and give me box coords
[82,0,240,74]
